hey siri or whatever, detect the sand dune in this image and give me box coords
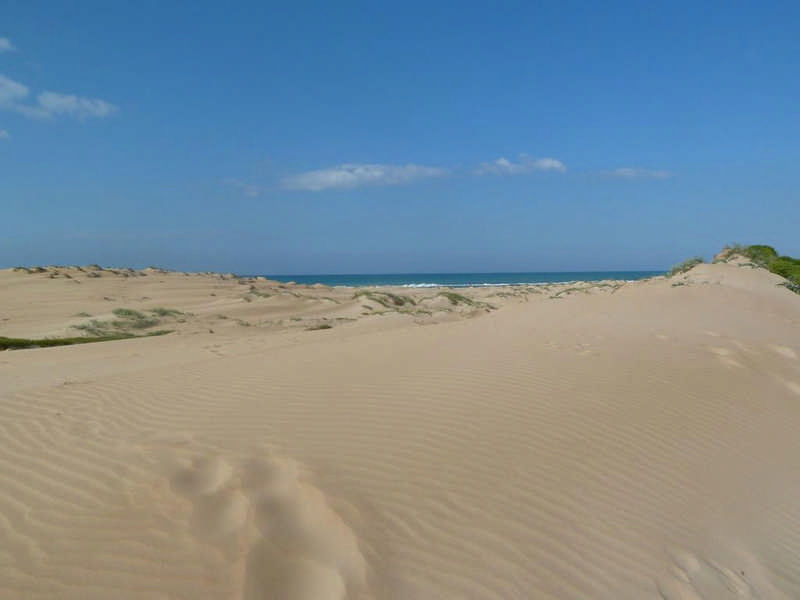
[1,260,799,598]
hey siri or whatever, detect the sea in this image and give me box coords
[261,271,663,288]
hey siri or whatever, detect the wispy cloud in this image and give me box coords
[0,73,117,120]
[231,153,662,197]
[0,74,28,107]
[0,129,9,139]
[605,167,670,179]
[225,179,268,198]
[35,91,117,119]
[282,163,449,191]
[0,38,16,53]
[476,154,567,175]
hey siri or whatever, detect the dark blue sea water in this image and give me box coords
[262,271,663,288]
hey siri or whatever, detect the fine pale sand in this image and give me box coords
[1,259,799,599]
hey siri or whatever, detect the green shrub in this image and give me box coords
[730,245,800,294]
[782,281,800,294]
[770,256,800,283]
[739,244,778,265]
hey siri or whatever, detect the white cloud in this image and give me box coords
[476,154,567,175]
[0,73,117,120]
[0,38,16,53]
[531,157,568,172]
[606,167,670,179]
[282,163,449,191]
[0,129,9,139]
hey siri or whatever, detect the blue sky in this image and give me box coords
[1,2,798,274]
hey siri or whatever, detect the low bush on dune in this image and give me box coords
[771,258,800,294]
[738,244,779,265]
[72,307,164,336]
[769,256,800,281]
[73,320,113,336]
[667,257,704,277]
[719,244,800,294]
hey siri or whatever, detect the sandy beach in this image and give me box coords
[1,257,799,599]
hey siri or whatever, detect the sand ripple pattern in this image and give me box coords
[1,270,800,599]
[0,379,367,599]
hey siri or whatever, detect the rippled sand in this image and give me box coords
[1,260,799,599]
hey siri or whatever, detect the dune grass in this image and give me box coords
[667,257,704,277]
[111,308,160,329]
[148,307,184,317]
[72,307,163,336]
[438,291,475,306]
[354,290,416,307]
[112,308,145,319]
[0,330,172,351]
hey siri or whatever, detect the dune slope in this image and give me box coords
[1,261,799,599]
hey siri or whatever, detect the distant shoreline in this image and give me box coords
[258,270,664,288]
[5,265,665,289]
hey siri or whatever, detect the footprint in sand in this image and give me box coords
[708,346,744,369]
[769,345,797,360]
[241,456,366,600]
[657,549,757,599]
[779,379,800,396]
[171,453,366,600]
